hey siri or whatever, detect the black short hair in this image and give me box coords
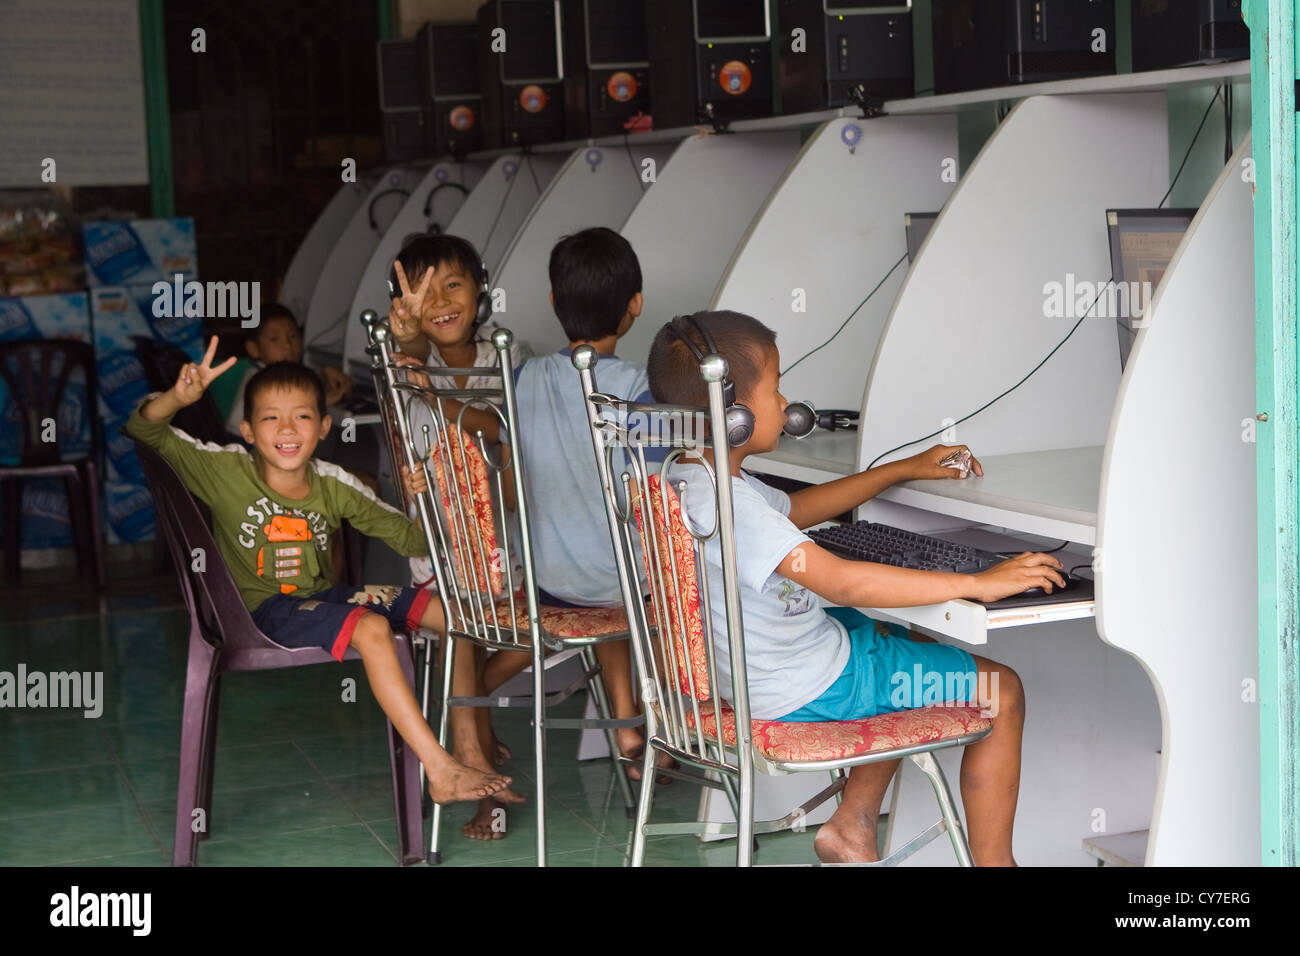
[647,311,777,407]
[548,227,642,341]
[254,302,299,337]
[243,361,327,423]
[389,234,483,299]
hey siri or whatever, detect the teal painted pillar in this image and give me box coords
[1246,0,1300,866]
[378,0,396,40]
[139,0,174,217]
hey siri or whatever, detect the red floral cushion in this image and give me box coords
[489,596,632,639]
[684,700,992,762]
[632,476,712,700]
[429,426,502,594]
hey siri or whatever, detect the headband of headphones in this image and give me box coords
[667,315,753,447]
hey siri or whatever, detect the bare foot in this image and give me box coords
[492,736,512,767]
[428,763,513,805]
[813,809,879,864]
[616,727,676,784]
[462,798,508,840]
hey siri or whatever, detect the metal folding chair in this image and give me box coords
[363,315,640,866]
[572,344,994,867]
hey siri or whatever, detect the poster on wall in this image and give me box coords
[0,0,150,187]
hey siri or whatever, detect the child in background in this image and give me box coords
[212,303,352,434]
[126,339,512,807]
[647,310,1066,867]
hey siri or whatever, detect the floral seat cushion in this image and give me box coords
[684,700,992,762]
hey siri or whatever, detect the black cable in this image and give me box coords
[865,81,1223,472]
[997,540,1069,558]
[1223,83,1233,163]
[625,133,648,192]
[1159,85,1221,208]
[481,151,525,258]
[865,276,1110,471]
[781,253,908,378]
[524,152,541,193]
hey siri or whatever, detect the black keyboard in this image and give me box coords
[808,522,1003,574]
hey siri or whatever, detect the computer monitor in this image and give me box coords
[1105,208,1196,370]
[904,211,937,264]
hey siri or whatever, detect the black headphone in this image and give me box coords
[667,315,755,448]
[782,401,859,439]
[387,234,492,329]
[421,181,470,234]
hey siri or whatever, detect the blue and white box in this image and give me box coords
[83,218,198,288]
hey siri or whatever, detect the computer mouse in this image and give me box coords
[1019,571,1075,599]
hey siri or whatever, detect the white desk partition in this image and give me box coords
[340,160,487,370]
[711,116,958,411]
[1096,137,1259,866]
[616,130,804,362]
[859,93,1169,467]
[303,165,426,353]
[338,152,566,369]
[490,140,679,355]
[280,178,369,323]
[451,152,568,275]
[344,160,486,352]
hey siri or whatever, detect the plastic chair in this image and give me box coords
[131,438,424,866]
[572,345,993,866]
[365,320,640,866]
[0,339,105,589]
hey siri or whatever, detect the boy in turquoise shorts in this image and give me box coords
[647,311,1068,866]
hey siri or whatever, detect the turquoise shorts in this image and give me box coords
[778,607,979,722]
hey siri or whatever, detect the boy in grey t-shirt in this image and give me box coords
[648,310,1068,867]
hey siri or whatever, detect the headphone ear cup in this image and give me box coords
[726,403,755,447]
[474,263,491,327]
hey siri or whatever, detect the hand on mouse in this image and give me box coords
[906,444,984,481]
[969,552,1065,603]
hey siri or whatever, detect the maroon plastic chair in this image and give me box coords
[0,339,105,589]
[131,439,423,866]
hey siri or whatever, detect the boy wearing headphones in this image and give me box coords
[647,310,1068,867]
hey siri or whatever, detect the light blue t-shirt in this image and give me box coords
[513,348,657,607]
[669,466,850,721]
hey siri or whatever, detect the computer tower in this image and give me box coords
[378,38,430,162]
[478,0,567,149]
[562,0,652,138]
[647,0,778,129]
[417,22,484,157]
[931,0,1116,95]
[1131,0,1248,72]
[779,1,914,113]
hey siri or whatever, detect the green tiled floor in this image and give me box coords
[0,590,827,867]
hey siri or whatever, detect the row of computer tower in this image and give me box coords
[378,1,1249,162]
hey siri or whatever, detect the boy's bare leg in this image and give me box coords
[347,610,511,805]
[447,638,527,840]
[814,650,1023,866]
[594,640,674,780]
[957,656,1024,866]
[814,759,900,863]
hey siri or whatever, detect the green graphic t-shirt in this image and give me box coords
[126,403,429,612]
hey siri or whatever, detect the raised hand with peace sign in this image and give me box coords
[388,260,435,357]
[139,336,238,424]
[171,335,239,407]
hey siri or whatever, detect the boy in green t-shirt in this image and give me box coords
[127,337,511,806]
